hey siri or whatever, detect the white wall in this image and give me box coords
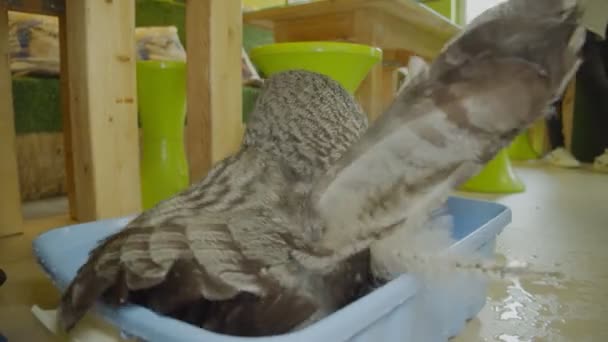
[464,0,506,23]
[582,0,608,38]
[463,0,607,38]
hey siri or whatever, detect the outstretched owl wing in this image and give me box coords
[304,0,584,258]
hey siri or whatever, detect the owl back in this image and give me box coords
[243,70,369,181]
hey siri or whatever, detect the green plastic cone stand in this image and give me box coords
[249,41,383,94]
[528,119,548,157]
[508,118,548,161]
[508,131,540,161]
[460,149,525,193]
[137,60,189,210]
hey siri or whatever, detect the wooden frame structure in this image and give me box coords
[0,0,243,237]
[243,0,460,120]
[0,0,470,238]
[185,0,245,183]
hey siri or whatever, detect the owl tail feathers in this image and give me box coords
[57,234,128,332]
[57,262,118,332]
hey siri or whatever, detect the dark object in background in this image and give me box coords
[546,25,608,161]
[571,27,608,162]
[0,268,6,342]
[545,100,565,150]
[0,268,5,287]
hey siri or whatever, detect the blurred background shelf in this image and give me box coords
[244,0,460,120]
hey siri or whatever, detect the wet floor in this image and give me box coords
[455,164,608,341]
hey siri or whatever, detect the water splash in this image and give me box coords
[497,333,531,342]
[483,272,607,341]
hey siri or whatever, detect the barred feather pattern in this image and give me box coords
[243,70,369,182]
[58,70,370,336]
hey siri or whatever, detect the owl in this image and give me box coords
[57,0,585,337]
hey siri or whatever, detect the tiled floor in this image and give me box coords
[1,164,607,341]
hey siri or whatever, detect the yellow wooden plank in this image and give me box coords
[272,12,354,42]
[186,0,244,183]
[185,0,212,183]
[380,49,414,112]
[353,10,385,121]
[246,0,458,61]
[0,4,24,237]
[63,0,141,221]
[244,0,459,39]
[58,13,77,220]
[562,77,576,151]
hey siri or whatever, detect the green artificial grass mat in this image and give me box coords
[13,77,62,134]
[12,76,260,134]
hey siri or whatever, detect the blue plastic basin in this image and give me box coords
[33,196,511,342]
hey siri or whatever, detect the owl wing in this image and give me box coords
[58,209,320,335]
[55,157,322,336]
[303,0,584,259]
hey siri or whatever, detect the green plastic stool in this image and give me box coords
[460,149,525,193]
[249,41,383,94]
[136,60,189,210]
[465,120,549,193]
[465,121,550,193]
[508,118,547,161]
[508,132,539,161]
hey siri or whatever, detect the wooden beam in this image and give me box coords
[353,10,384,121]
[58,13,76,219]
[186,0,244,183]
[63,0,141,221]
[273,12,354,42]
[380,49,414,111]
[381,64,398,112]
[562,77,576,151]
[243,0,459,41]
[0,3,23,237]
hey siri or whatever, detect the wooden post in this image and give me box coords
[0,5,23,237]
[186,0,244,183]
[380,49,415,112]
[63,0,141,221]
[562,77,576,151]
[381,65,398,111]
[58,13,77,220]
[353,10,385,122]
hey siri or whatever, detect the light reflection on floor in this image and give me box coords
[454,164,608,342]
